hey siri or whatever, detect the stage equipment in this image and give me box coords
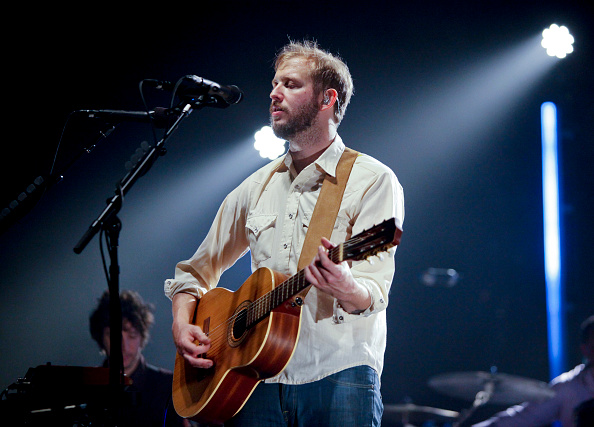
[420,267,460,287]
[176,75,243,105]
[74,107,171,128]
[541,101,565,379]
[429,370,554,405]
[429,369,555,426]
[382,403,459,426]
[254,125,285,160]
[68,74,242,425]
[1,364,133,426]
[541,24,574,58]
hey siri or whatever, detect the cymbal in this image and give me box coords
[428,371,555,405]
[383,403,459,424]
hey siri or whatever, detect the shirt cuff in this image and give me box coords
[332,279,387,324]
[164,279,206,300]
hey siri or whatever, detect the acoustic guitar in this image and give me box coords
[172,217,402,424]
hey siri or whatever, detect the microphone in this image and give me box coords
[75,107,171,128]
[177,75,243,105]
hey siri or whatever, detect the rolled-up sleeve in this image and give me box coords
[331,158,404,323]
[164,183,251,300]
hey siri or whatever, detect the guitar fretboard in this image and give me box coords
[240,217,399,330]
[245,244,344,328]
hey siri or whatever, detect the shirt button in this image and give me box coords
[288,214,293,219]
[283,244,288,249]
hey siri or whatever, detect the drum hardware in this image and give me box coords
[428,367,555,426]
[382,402,459,426]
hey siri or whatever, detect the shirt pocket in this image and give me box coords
[301,211,351,244]
[245,214,277,266]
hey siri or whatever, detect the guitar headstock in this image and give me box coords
[339,218,402,262]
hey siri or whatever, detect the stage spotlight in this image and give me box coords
[254,126,285,159]
[541,24,574,58]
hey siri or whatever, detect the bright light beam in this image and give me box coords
[541,101,565,379]
[541,24,574,58]
[380,34,558,188]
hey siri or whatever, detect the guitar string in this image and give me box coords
[203,238,350,340]
[199,269,310,357]
[196,246,338,357]
[195,234,386,358]
[206,251,342,356]
[196,234,385,358]
[202,232,383,351]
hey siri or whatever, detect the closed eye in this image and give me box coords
[271,78,302,90]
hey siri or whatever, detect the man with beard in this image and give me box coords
[165,40,404,426]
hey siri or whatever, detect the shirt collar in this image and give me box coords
[283,134,345,178]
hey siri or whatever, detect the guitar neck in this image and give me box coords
[246,245,344,328]
[244,217,401,329]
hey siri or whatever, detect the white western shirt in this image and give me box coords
[164,135,404,384]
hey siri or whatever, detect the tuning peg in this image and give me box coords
[367,258,375,265]
[378,253,385,262]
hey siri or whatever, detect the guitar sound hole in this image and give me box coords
[228,301,251,348]
[232,308,248,340]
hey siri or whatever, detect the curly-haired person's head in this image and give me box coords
[89,290,155,352]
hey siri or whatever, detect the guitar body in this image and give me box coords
[172,267,304,424]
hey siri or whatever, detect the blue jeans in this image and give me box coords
[225,365,383,427]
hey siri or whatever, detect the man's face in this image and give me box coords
[270,57,321,140]
[102,318,143,375]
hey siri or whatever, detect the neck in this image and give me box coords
[289,120,337,174]
[291,144,331,174]
[125,357,141,376]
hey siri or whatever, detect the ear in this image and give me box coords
[320,88,338,111]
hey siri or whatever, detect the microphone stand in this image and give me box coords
[73,101,194,425]
[73,102,193,254]
[73,90,232,253]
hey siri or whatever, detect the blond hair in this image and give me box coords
[274,40,354,125]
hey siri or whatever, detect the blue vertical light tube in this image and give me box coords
[541,102,565,379]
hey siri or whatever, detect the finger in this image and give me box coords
[190,341,212,355]
[188,325,211,345]
[177,339,208,358]
[305,263,326,287]
[317,244,339,272]
[320,237,335,249]
[183,353,214,369]
[304,264,318,286]
[176,326,210,356]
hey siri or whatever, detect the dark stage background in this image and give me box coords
[1,1,592,424]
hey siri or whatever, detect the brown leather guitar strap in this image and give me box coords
[297,147,359,271]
